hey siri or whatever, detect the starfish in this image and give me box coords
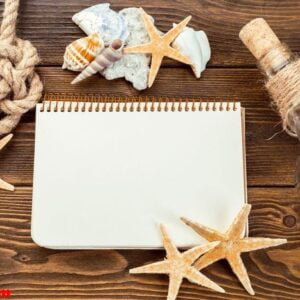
[130,224,225,300]
[0,134,14,191]
[124,8,192,88]
[181,204,287,295]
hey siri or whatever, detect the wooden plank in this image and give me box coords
[0,67,298,187]
[1,0,298,66]
[0,187,298,299]
[41,66,268,106]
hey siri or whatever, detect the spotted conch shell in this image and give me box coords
[172,27,211,78]
[62,33,104,72]
[71,39,124,84]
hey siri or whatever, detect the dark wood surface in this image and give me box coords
[0,1,299,299]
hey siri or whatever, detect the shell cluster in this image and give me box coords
[64,4,211,89]
[71,5,153,90]
[62,33,104,72]
[72,3,129,44]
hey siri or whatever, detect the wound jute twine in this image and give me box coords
[239,18,300,137]
[0,0,43,135]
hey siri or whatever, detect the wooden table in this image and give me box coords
[0,1,299,299]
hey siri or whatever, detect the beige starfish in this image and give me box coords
[0,134,14,191]
[124,8,192,87]
[181,204,287,295]
[130,224,225,300]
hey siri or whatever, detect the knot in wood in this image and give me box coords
[283,215,297,228]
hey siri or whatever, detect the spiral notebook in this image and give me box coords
[32,95,247,249]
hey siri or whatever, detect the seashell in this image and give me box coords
[172,26,211,78]
[72,3,129,44]
[62,33,104,72]
[71,39,124,84]
[102,7,154,90]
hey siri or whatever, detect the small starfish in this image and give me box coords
[130,224,225,300]
[0,134,14,191]
[181,204,287,295]
[124,8,192,87]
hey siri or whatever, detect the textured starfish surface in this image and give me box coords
[0,134,14,191]
[181,204,287,295]
[124,8,192,87]
[130,225,225,300]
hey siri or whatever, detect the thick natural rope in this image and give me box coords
[258,42,300,137]
[266,58,300,137]
[0,0,43,134]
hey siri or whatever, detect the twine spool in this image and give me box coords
[239,18,300,137]
[0,0,43,134]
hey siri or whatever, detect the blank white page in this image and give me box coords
[32,101,246,249]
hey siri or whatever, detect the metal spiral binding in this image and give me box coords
[40,93,238,112]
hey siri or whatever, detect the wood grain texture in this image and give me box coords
[0,0,299,299]
[0,187,298,299]
[0,67,298,187]
[0,0,298,66]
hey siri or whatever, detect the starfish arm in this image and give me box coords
[140,8,159,40]
[130,260,171,274]
[226,204,251,239]
[182,241,220,265]
[238,237,287,253]
[148,53,163,87]
[181,217,227,242]
[159,224,180,259]
[167,273,183,300]
[163,16,192,45]
[184,266,225,293]
[166,47,191,65]
[194,245,226,270]
[124,43,152,54]
[0,134,13,151]
[0,177,14,191]
[227,253,255,295]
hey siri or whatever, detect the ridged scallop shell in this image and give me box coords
[62,33,104,72]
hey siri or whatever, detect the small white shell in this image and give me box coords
[172,26,211,78]
[72,3,129,44]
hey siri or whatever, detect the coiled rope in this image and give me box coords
[0,0,43,134]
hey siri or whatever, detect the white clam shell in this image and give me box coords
[103,7,154,90]
[172,26,211,78]
[72,3,129,44]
